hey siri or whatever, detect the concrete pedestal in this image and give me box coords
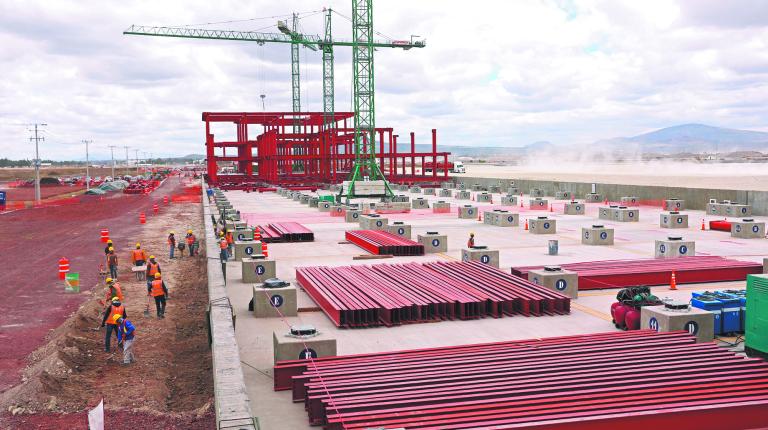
[457,183,466,190]
[655,237,695,258]
[488,185,501,193]
[292,193,302,201]
[529,198,548,210]
[564,202,585,215]
[731,219,765,238]
[455,190,471,200]
[234,228,254,242]
[242,257,276,283]
[461,247,500,268]
[329,184,341,192]
[359,214,388,230]
[412,198,429,209]
[397,184,409,191]
[433,201,451,213]
[484,210,518,227]
[318,201,332,212]
[253,285,297,318]
[273,331,336,365]
[663,199,685,211]
[234,240,263,261]
[555,191,571,200]
[598,206,618,220]
[501,195,518,206]
[584,193,601,202]
[300,194,310,204]
[528,267,578,299]
[507,187,520,196]
[409,186,422,193]
[330,205,346,217]
[458,205,478,219]
[471,184,485,191]
[388,222,412,239]
[441,181,454,189]
[418,233,447,253]
[582,225,614,245]
[707,202,726,216]
[620,196,638,206]
[529,217,556,234]
[726,204,752,217]
[530,188,545,197]
[392,195,410,203]
[476,192,492,203]
[660,212,688,228]
[423,188,436,195]
[615,207,639,222]
[345,210,362,223]
[309,197,319,208]
[641,306,714,343]
[439,189,452,197]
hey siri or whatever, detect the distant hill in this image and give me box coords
[408,141,552,158]
[595,124,768,153]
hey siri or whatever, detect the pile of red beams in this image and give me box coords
[345,230,424,256]
[511,256,762,290]
[295,261,569,328]
[257,222,314,242]
[275,330,768,429]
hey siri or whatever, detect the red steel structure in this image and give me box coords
[274,330,768,429]
[203,111,451,186]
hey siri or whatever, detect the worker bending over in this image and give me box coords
[131,242,147,266]
[114,314,136,365]
[148,272,168,318]
[101,297,126,353]
[102,278,124,305]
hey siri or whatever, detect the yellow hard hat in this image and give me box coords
[170,230,175,234]
[470,232,475,235]
[154,272,161,278]
[108,247,114,252]
[135,242,141,248]
[149,255,155,259]
[107,240,113,244]
[187,229,192,233]
[111,297,120,302]
[105,277,113,283]
[112,314,122,322]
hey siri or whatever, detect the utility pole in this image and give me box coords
[108,145,117,179]
[123,145,130,167]
[29,123,46,204]
[260,94,266,111]
[83,139,92,191]
[134,149,140,174]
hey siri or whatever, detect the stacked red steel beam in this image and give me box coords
[511,256,762,290]
[295,261,569,328]
[274,330,768,429]
[256,222,314,242]
[345,230,424,256]
[709,219,732,232]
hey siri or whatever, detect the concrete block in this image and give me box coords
[441,181,454,189]
[484,210,518,227]
[731,219,765,238]
[318,201,332,212]
[663,199,685,211]
[397,184,409,191]
[620,196,638,206]
[501,195,518,206]
[409,186,422,193]
[309,197,319,208]
[455,190,471,200]
[329,184,341,192]
[555,191,571,200]
[234,227,254,242]
[529,198,548,210]
[614,207,639,222]
[292,192,301,201]
[359,214,388,230]
[476,192,492,202]
[655,237,695,258]
[488,185,501,193]
[707,202,726,216]
[432,201,451,213]
[582,225,614,245]
[507,187,520,195]
[418,232,447,253]
[439,188,452,197]
[599,206,618,220]
[660,212,688,229]
[392,195,410,203]
[461,247,500,268]
[253,285,297,318]
[300,194,310,204]
[345,209,362,223]
[458,205,478,219]
[471,184,485,191]
[641,306,714,343]
[234,240,263,261]
[423,188,436,195]
[528,267,578,299]
[530,188,545,197]
[242,257,276,283]
[584,193,601,202]
[412,198,429,209]
[725,204,752,217]
[330,205,346,217]
[457,183,466,190]
[564,202,585,215]
[529,217,556,234]
[273,331,336,365]
[388,222,412,239]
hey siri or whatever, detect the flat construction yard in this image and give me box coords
[0,177,213,429]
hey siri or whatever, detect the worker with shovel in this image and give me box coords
[148,272,168,318]
[101,297,126,353]
[113,314,136,365]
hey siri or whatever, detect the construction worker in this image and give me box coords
[219,231,229,262]
[131,242,147,267]
[101,297,126,352]
[168,231,176,259]
[106,247,118,280]
[145,256,161,289]
[102,278,124,305]
[467,232,475,248]
[104,239,114,255]
[225,228,234,258]
[148,272,168,318]
[114,314,136,365]
[185,230,197,256]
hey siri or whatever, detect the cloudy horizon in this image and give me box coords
[1,0,767,160]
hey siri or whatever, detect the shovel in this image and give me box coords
[144,295,151,317]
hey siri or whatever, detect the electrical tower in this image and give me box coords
[29,123,46,203]
[83,139,92,191]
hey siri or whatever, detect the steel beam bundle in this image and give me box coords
[345,230,424,256]
[295,261,569,328]
[511,256,762,290]
[274,330,768,429]
[256,222,314,242]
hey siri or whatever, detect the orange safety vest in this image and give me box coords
[219,238,228,250]
[225,232,234,244]
[105,283,124,303]
[131,249,145,262]
[150,279,165,297]
[186,234,195,245]
[107,304,125,325]
[147,262,160,276]
[167,235,175,245]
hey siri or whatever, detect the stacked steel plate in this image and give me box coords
[274,330,768,429]
[345,230,424,256]
[295,261,569,328]
[256,222,314,242]
[511,256,762,290]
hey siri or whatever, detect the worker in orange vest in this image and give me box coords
[185,229,197,256]
[106,247,119,280]
[147,272,168,318]
[167,231,176,259]
[102,277,124,305]
[219,231,229,262]
[467,232,475,248]
[145,255,161,288]
[101,297,126,352]
[225,229,234,258]
[131,242,148,267]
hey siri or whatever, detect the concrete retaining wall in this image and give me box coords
[456,176,768,215]
[202,183,258,429]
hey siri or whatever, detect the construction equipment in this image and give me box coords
[746,274,768,359]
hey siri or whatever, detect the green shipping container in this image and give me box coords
[318,195,335,203]
[746,274,768,359]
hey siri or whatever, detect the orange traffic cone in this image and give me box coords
[524,218,529,230]
[262,241,269,258]
[669,271,677,290]
[490,196,494,204]
[549,204,553,213]
[604,198,609,205]
[471,194,475,201]
[254,226,262,241]
[701,219,706,231]
[478,210,482,221]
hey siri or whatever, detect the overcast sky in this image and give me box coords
[1,0,767,160]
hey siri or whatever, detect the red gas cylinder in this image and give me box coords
[610,302,622,323]
[58,257,70,280]
[625,308,641,331]
[614,304,630,329]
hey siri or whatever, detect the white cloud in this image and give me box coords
[1,0,767,160]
